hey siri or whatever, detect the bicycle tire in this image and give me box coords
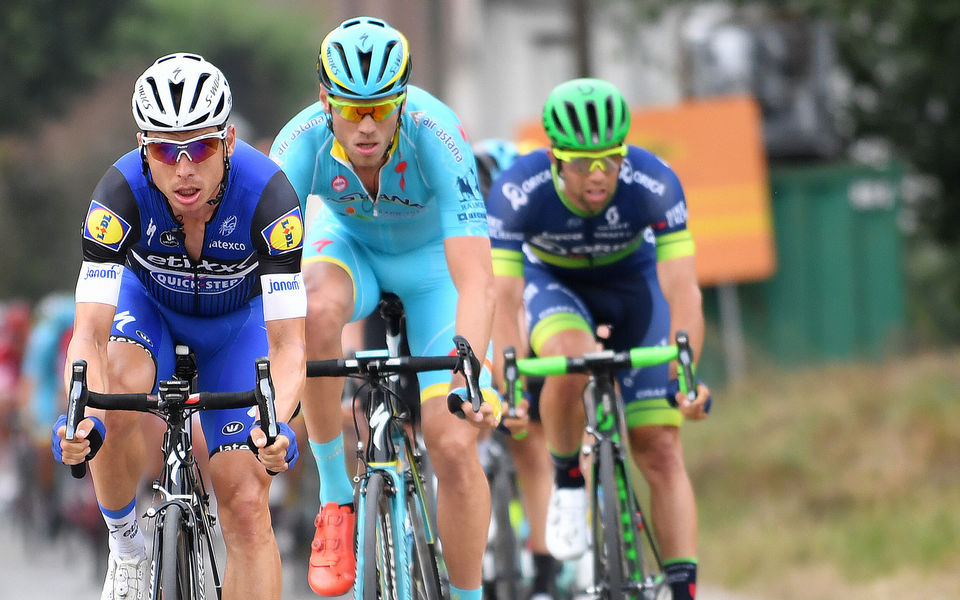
[361,471,401,600]
[593,438,627,600]
[486,450,522,600]
[158,503,193,600]
[405,477,444,600]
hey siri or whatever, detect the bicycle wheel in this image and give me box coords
[592,439,627,600]
[405,476,444,600]
[485,449,522,600]
[158,503,194,600]
[360,471,402,600]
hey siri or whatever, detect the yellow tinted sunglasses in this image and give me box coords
[328,93,406,122]
[553,144,627,174]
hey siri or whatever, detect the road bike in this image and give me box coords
[480,345,529,600]
[307,296,484,600]
[64,344,280,600]
[502,332,698,600]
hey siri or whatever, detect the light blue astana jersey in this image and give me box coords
[270,85,487,254]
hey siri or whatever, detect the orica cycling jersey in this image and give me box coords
[485,147,695,280]
[76,140,305,318]
[270,85,488,253]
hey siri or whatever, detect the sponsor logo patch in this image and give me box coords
[222,421,244,436]
[261,207,304,255]
[83,201,131,251]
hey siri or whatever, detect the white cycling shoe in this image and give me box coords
[545,486,589,561]
[101,552,148,600]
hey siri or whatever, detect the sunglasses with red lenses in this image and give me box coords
[141,130,227,165]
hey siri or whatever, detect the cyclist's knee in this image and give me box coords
[214,474,270,535]
[106,341,155,393]
[423,429,477,478]
[630,426,686,481]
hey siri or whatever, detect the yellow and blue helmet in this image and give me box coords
[317,17,411,100]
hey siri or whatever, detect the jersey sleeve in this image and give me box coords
[415,109,488,239]
[76,166,141,305]
[251,170,307,321]
[269,104,330,214]
[484,167,527,278]
[645,161,696,262]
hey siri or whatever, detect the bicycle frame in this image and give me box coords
[354,365,438,599]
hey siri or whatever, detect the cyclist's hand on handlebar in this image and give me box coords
[668,379,712,421]
[447,387,503,429]
[52,414,106,465]
[499,392,530,438]
[249,422,299,473]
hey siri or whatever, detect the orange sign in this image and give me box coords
[517,95,776,285]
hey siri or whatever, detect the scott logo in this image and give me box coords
[222,421,244,436]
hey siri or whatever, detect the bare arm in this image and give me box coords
[265,316,306,424]
[57,301,114,465]
[444,235,497,426]
[491,274,526,393]
[656,255,709,418]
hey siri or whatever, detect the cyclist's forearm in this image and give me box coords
[491,276,525,392]
[266,320,306,422]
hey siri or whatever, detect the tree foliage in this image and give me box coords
[0,1,135,133]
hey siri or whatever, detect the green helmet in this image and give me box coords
[542,78,631,150]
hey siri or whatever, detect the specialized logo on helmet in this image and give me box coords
[261,207,304,255]
[576,82,595,95]
[83,201,131,251]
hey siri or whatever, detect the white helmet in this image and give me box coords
[132,53,232,132]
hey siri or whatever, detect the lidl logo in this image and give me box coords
[261,207,304,255]
[83,201,131,251]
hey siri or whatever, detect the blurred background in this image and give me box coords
[0,0,958,598]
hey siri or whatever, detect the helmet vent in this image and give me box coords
[562,102,584,145]
[146,77,163,115]
[169,81,185,116]
[188,73,210,112]
[584,100,600,145]
[358,49,373,82]
[376,40,398,81]
[329,42,352,82]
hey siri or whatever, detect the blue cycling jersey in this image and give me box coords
[79,140,304,317]
[486,147,695,428]
[74,140,305,454]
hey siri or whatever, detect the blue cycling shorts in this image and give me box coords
[110,270,268,455]
[304,213,492,400]
[523,260,681,428]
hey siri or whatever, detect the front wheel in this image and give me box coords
[405,475,444,600]
[360,472,401,600]
[593,440,627,600]
[157,503,194,600]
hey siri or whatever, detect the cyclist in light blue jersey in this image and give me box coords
[487,79,712,600]
[54,53,305,600]
[271,17,499,599]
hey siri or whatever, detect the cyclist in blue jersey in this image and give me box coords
[487,79,711,600]
[53,53,305,600]
[271,16,500,598]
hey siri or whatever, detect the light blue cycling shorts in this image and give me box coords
[304,215,492,400]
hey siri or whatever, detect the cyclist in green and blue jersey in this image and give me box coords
[486,78,712,600]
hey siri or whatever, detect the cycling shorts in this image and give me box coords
[523,261,681,428]
[304,212,492,400]
[110,270,269,455]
